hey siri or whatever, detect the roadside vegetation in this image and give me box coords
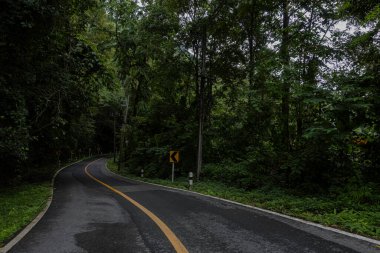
[1,0,380,246]
[0,158,89,246]
[0,183,51,247]
[108,159,380,240]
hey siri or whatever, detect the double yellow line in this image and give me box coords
[84,159,189,253]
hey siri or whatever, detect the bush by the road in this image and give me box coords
[108,159,380,240]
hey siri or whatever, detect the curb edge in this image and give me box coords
[105,160,380,246]
[0,158,86,253]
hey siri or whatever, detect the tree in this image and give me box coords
[0,0,117,184]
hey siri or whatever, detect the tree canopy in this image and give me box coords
[1,0,379,198]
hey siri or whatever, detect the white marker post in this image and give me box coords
[189,172,193,189]
[141,169,144,178]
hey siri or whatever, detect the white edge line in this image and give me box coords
[0,158,87,253]
[105,161,380,246]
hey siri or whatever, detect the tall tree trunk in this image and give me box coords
[297,8,314,139]
[132,79,140,117]
[197,26,206,181]
[297,53,306,139]
[247,3,255,102]
[280,0,290,151]
[248,28,254,100]
[296,100,302,138]
[194,42,199,105]
[119,79,130,170]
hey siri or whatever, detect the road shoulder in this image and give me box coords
[0,159,86,253]
[104,161,380,251]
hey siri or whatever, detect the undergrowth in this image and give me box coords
[108,159,380,240]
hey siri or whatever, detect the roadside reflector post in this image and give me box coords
[189,172,193,189]
[141,168,144,178]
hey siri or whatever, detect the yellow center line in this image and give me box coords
[84,159,189,253]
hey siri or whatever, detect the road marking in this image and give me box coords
[105,164,380,247]
[84,160,189,253]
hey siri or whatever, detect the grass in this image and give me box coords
[107,159,380,240]
[0,182,51,247]
[0,157,90,247]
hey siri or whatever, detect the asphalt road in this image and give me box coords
[8,158,379,253]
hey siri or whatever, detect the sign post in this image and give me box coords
[169,151,179,182]
[171,163,175,182]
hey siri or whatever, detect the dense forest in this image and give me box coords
[1,0,379,199]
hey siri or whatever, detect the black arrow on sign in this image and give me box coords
[170,151,178,163]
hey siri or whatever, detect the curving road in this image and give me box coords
[8,158,379,253]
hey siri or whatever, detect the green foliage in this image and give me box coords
[335,183,380,207]
[0,0,119,184]
[106,0,380,200]
[315,210,380,238]
[2,0,380,238]
[0,182,51,246]
[203,163,251,189]
[108,159,380,239]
